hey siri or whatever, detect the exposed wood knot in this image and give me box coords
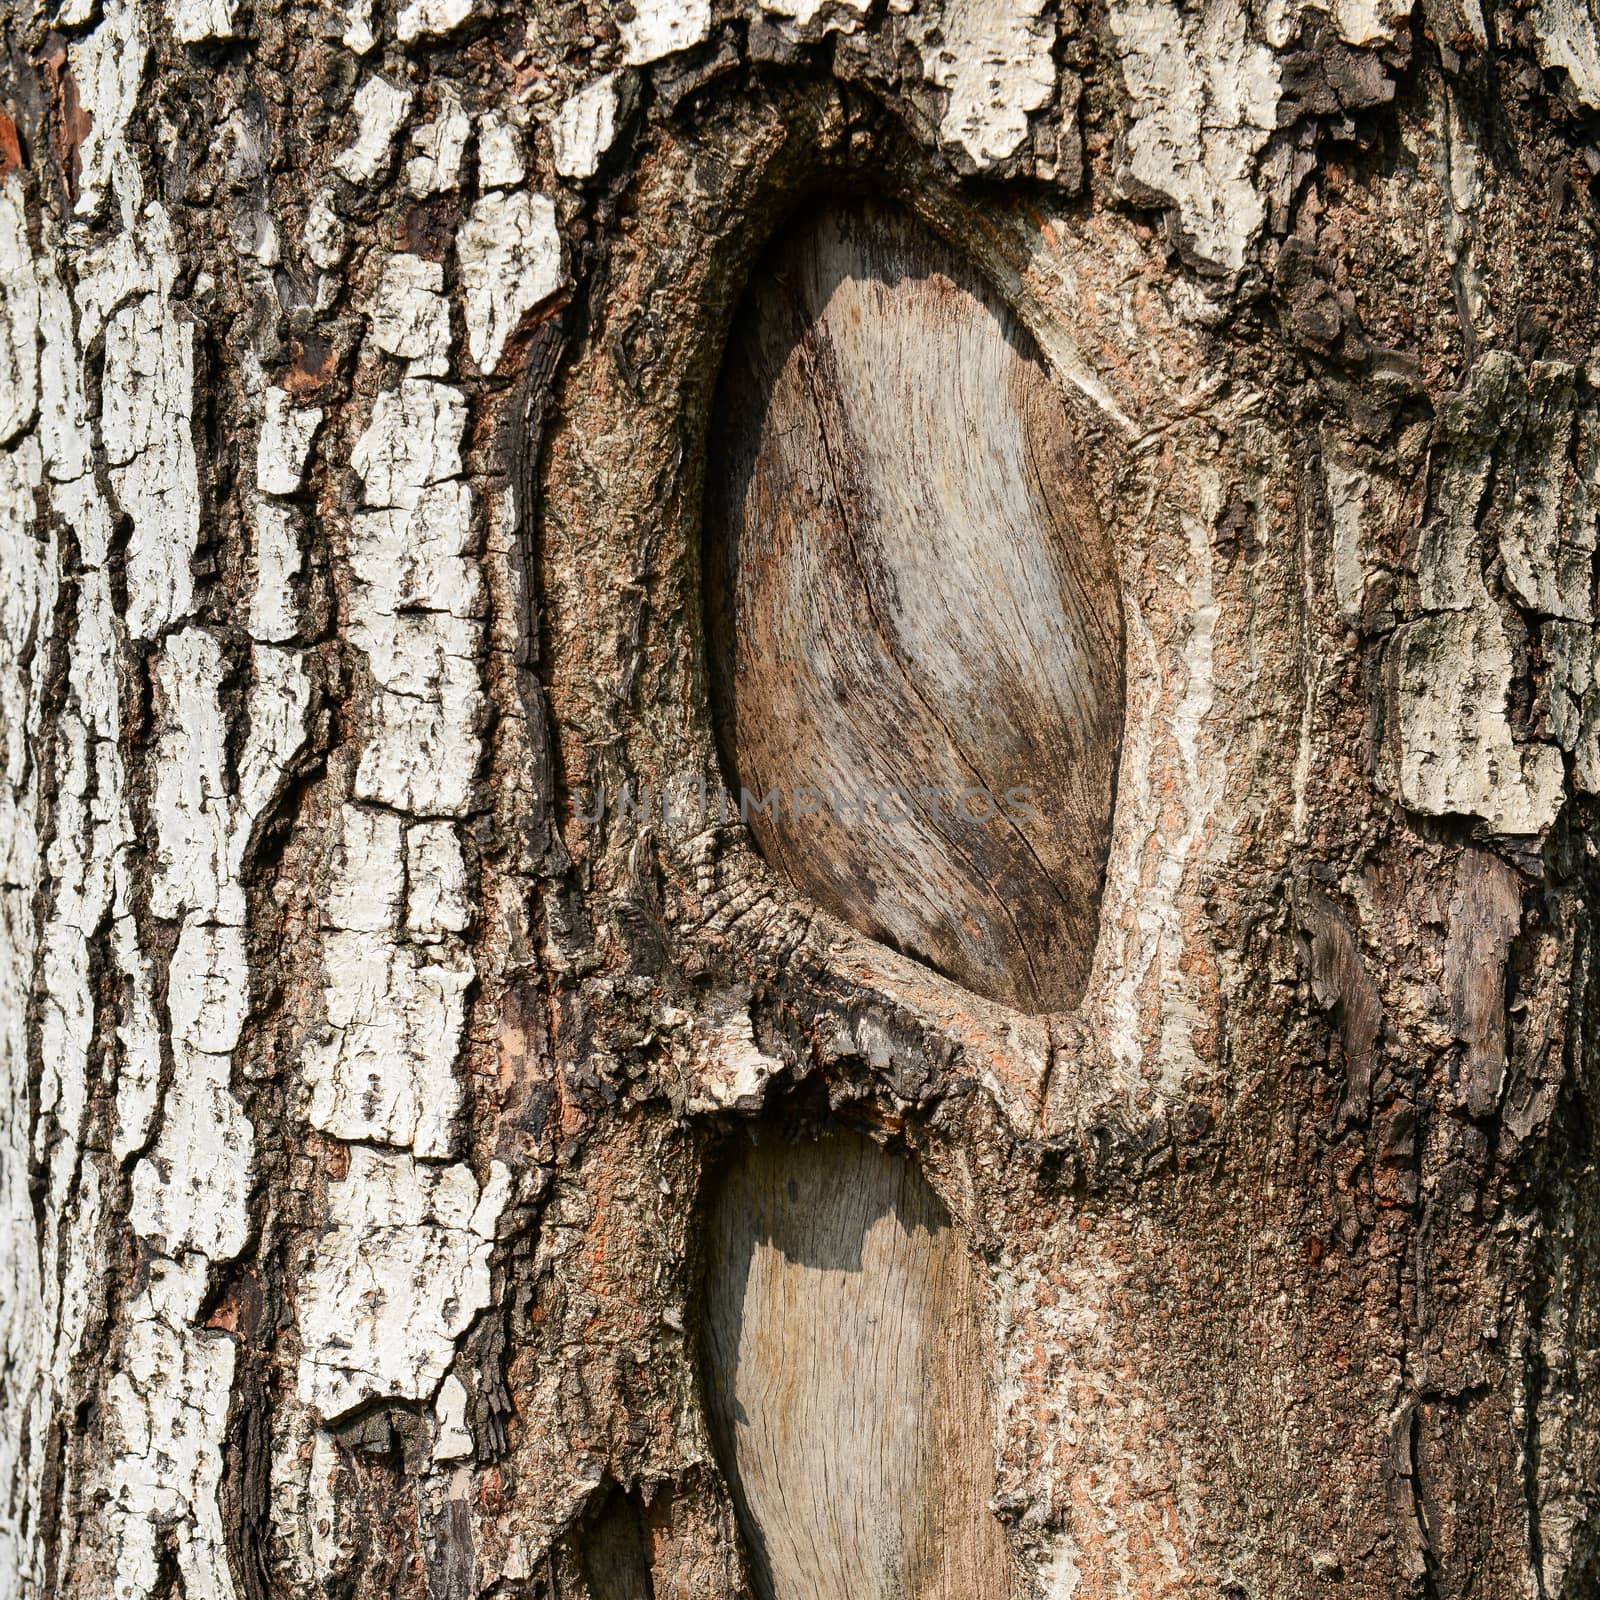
[705,203,1123,1013]
[701,1130,1015,1600]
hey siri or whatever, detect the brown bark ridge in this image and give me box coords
[1,0,1599,1597]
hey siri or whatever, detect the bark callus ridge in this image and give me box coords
[704,202,1124,1014]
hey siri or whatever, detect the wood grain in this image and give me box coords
[704,202,1123,1013]
[581,1488,655,1600]
[700,1131,1014,1600]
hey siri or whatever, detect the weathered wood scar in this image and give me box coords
[701,1132,1013,1600]
[704,202,1124,1013]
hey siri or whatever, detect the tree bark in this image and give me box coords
[2,0,1600,1597]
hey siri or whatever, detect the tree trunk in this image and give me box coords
[3,0,1600,1596]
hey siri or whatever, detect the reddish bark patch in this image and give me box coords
[400,197,460,261]
[38,39,91,200]
[283,333,337,396]
[0,112,22,177]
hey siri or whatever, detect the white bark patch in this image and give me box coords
[1388,353,1588,833]
[304,191,349,270]
[1429,83,1486,341]
[1532,0,1600,108]
[1106,0,1281,270]
[298,351,486,1158]
[293,317,496,1410]
[31,313,155,1600]
[69,0,149,220]
[1321,451,1369,625]
[688,991,782,1112]
[408,88,472,195]
[267,1414,356,1585]
[406,821,471,939]
[1035,1544,1083,1599]
[1395,612,1564,833]
[103,289,201,640]
[306,1427,350,1571]
[913,0,1057,168]
[0,198,40,447]
[302,688,473,1152]
[296,1148,505,1419]
[301,803,469,1157]
[304,929,472,1154]
[325,803,407,933]
[0,185,54,1594]
[333,76,414,186]
[351,377,466,509]
[370,253,453,375]
[150,630,233,922]
[237,644,314,836]
[432,1374,474,1461]
[348,382,483,814]
[1254,0,1420,48]
[165,0,235,42]
[349,485,483,618]
[353,624,484,815]
[620,0,711,62]
[9,49,309,1585]
[1,131,177,1600]
[397,0,476,40]
[249,392,316,830]
[1491,365,1594,624]
[104,1259,239,1600]
[129,921,253,1258]
[1349,0,1411,38]
[256,385,322,495]
[3,37,301,1597]
[110,385,312,1599]
[137,617,310,1249]
[249,503,306,643]
[341,0,378,52]
[457,191,561,374]
[551,74,627,181]
[475,113,526,187]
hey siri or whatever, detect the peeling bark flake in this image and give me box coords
[456,191,560,374]
[333,77,414,187]
[296,1148,507,1420]
[1106,0,1280,270]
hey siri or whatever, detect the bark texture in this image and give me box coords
[0,0,1599,1596]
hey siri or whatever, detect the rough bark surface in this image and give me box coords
[0,0,1599,1596]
